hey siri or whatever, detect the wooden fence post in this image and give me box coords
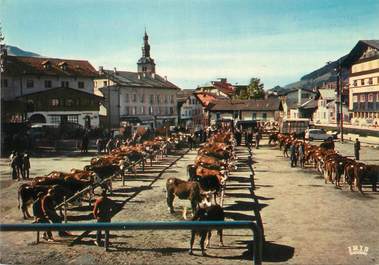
[64,196,68,224]
[36,231,40,244]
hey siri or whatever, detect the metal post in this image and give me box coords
[251,224,263,265]
[36,231,40,244]
[88,190,92,207]
[339,67,344,142]
[64,196,68,224]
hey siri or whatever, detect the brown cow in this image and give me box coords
[166,178,204,216]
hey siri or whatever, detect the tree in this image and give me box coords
[236,78,265,100]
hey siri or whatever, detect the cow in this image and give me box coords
[18,183,50,219]
[189,202,225,256]
[166,177,204,216]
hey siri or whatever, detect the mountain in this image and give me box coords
[280,55,348,91]
[5,45,41,57]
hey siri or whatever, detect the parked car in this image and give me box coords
[305,128,338,141]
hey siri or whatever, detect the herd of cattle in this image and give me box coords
[275,133,378,193]
[165,131,238,255]
[17,135,190,219]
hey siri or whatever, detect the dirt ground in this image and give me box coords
[0,140,378,265]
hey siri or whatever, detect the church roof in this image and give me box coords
[100,70,180,90]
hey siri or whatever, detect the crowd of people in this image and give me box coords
[9,151,30,181]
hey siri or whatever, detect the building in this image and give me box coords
[279,87,318,120]
[206,98,282,125]
[1,53,102,127]
[196,78,235,98]
[193,91,226,127]
[342,40,379,127]
[94,31,180,129]
[313,89,349,125]
[177,89,203,130]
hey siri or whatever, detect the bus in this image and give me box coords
[280,118,310,135]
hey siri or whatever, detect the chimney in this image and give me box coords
[98,66,104,75]
[113,67,117,75]
[298,88,302,106]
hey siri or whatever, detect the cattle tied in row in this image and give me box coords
[166,131,235,255]
[275,133,378,193]
[18,136,178,219]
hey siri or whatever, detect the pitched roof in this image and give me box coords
[193,92,225,107]
[4,55,98,78]
[177,89,195,103]
[211,80,235,96]
[299,99,317,109]
[100,70,180,90]
[342,40,379,67]
[208,98,281,111]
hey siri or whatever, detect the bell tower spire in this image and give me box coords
[137,29,155,74]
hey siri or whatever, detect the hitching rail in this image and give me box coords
[0,221,263,265]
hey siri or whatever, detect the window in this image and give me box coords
[61,81,69,87]
[78,81,85,89]
[133,106,137,114]
[360,94,366,102]
[67,115,78,123]
[141,106,144,114]
[50,99,59,106]
[149,106,153,115]
[170,107,174,114]
[164,95,168,104]
[368,78,373,85]
[26,80,34,88]
[353,95,358,102]
[156,95,160,104]
[140,94,145,103]
[353,80,357,87]
[368,93,374,102]
[103,81,108,87]
[2,79,8,87]
[125,94,129,103]
[142,66,147,72]
[51,115,61,124]
[132,94,137,102]
[252,113,257,120]
[45,80,52,88]
[66,99,74,107]
[149,95,154,104]
[361,79,365,86]
[262,113,267,120]
[124,106,129,115]
[170,95,174,104]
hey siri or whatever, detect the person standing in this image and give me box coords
[9,151,17,180]
[255,131,261,149]
[22,153,31,179]
[93,190,116,249]
[81,133,89,153]
[33,192,53,241]
[14,152,24,180]
[290,143,297,167]
[42,188,71,237]
[298,142,305,168]
[354,138,361,161]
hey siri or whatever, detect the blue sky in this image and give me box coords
[1,0,378,89]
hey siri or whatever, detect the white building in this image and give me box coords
[313,89,349,125]
[177,90,203,130]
